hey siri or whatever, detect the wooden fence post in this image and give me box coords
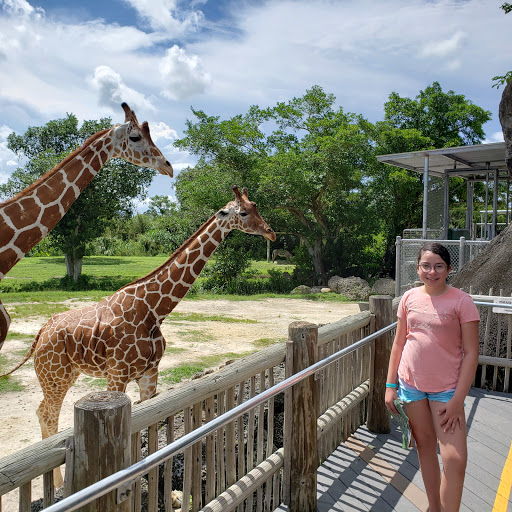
[367,295,393,433]
[72,391,131,512]
[283,321,319,512]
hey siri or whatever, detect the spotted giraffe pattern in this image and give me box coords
[0,103,173,346]
[1,187,275,483]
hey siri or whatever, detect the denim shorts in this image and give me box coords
[398,378,456,403]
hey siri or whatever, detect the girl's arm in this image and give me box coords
[385,316,407,414]
[438,320,479,433]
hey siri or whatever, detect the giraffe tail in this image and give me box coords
[0,331,40,378]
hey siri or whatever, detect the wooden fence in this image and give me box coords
[0,293,510,511]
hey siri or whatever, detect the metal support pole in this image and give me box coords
[422,154,429,239]
[443,170,450,239]
[484,171,490,239]
[458,237,466,271]
[466,180,474,234]
[493,169,498,238]
[395,236,402,297]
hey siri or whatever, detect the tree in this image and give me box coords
[175,86,381,284]
[372,82,491,274]
[2,114,156,280]
[383,81,491,148]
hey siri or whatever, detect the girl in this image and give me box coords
[385,242,480,512]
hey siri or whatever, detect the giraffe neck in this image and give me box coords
[126,216,230,322]
[0,128,114,279]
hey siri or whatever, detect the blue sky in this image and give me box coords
[0,0,509,208]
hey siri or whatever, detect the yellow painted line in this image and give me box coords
[493,441,512,512]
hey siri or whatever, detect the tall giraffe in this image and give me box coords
[1,186,275,485]
[0,103,173,346]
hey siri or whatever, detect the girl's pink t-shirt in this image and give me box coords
[397,286,480,392]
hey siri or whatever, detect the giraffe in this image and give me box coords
[0,186,275,486]
[0,103,173,346]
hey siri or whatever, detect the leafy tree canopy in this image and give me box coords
[175,86,381,283]
[383,81,491,148]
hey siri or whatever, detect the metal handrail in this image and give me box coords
[44,321,397,512]
[42,299,512,511]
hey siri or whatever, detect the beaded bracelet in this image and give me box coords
[385,382,397,388]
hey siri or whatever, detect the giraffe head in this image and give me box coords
[216,186,276,241]
[110,103,174,177]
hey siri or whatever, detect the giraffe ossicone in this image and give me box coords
[0,103,174,347]
[0,186,275,487]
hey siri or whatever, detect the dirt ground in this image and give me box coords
[0,297,360,459]
[0,297,360,509]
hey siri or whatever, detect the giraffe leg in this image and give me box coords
[137,366,160,402]
[36,368,80,488]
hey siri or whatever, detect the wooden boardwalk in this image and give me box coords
[279,387,512,511]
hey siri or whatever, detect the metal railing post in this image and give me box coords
[459,236,466,271]
[395,236,402,297]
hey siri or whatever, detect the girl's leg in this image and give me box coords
[405,399,442,512]
[429,400,468,512]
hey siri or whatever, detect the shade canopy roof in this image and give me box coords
[376,142,507,179]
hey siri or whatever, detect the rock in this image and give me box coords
[320,287,332,293]
[371,278,396,297]
[327,275,343,291]
[499,78,512,174]
[311,286,324,293]
[291,285,312,295]
[327,276,371,301]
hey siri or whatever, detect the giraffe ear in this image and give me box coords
[121,102,140,125]
[141,121,155,144]
[232,186,242,202]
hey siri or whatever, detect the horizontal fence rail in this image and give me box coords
[2,295,510,511]
[42,321,397,512]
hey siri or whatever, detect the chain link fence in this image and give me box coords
[395,237,490,296]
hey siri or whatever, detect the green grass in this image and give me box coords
[165,346,187,355]
[82,377,108,388]
[2,256,168,283]
[159,352,252,385]
[6,302,73,321]
[252,337,284,348]
[0,290,109,305]
[159,363,206,384]
[0,256,353,302]
[4,332,34,343]
[176,329,215,343]
[0,355,25,392]
[165,312,258,324]
[249,260,295,274]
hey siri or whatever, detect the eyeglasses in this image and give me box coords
[418,263,448,273]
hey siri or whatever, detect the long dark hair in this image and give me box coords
[417,242,451,267]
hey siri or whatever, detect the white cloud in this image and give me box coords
[1,0,43,17]
[159,45,212,100]
[0,124,20,185]
[0,0,509,186]
[483,131,505,144]
[121,0,203,34]
[421,31,466,58]
[149,121,178,142]
[90,65,156,113]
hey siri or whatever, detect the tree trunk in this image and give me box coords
[311,237,327,285]
[65,253,83,282]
